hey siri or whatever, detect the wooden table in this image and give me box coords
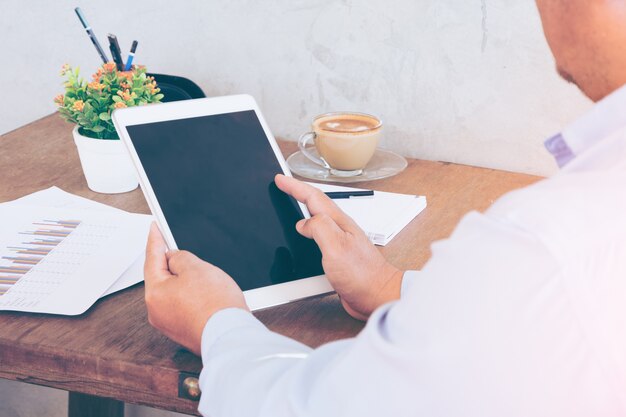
[0,115,541,416]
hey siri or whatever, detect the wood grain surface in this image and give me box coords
[0,114,541,415]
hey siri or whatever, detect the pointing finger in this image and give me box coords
[275,174,360,232]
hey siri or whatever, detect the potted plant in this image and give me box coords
[55,63,164,193]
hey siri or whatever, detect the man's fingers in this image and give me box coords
[275,174,336,214]
[145,222,174,283]
[296,214,345,254]
[167,250,203,275]
[275,174,360,232]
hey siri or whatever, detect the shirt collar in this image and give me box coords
[545,83,626,167]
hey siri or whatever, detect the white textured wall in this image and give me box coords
[0,1,591,416]
[1,0,590,177]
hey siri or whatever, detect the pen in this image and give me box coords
[74,7,109,64]
[107,34,124,71]
[124,40,138,71]
[325,190,374,199]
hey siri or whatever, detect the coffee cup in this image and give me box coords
[298,112,382,177]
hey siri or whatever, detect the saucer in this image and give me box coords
[286,148,408,183]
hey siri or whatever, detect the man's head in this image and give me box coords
[536,0,626,101]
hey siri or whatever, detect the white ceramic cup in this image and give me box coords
[298,112,382,177]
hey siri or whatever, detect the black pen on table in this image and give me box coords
[124,40,138,71]
[325,190,374,199]
[74,7,109,64]
[107,33,124,70]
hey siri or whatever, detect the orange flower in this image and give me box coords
[92,68,104,82]
[103,62,117,73]
[88,81,105,91]
[60,64,71,76]
[117,89,132,101]
[119,71,133,80]
[114,102,127,109]
[72,100,85,112]
[53,94,64,106]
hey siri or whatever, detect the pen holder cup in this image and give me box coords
[147,73,206,102]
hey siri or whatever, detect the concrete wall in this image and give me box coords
[1,0,590,177]
[0,1,591,416]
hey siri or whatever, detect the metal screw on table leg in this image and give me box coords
[178,371,202,401]
[183,377,201,401]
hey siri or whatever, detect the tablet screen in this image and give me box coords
[127,110,323,291]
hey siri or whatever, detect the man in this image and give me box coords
[144,1,626,415]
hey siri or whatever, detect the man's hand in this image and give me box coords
[144,223,249,355]
[275,174,404,321]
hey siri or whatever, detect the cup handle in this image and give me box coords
[298,132,329,168]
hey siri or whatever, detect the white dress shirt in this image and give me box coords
[197,85,626,417]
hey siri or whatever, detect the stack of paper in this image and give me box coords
[308,183,427,246]
[0,187,151,315]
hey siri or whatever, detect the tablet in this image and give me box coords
[112,95,332,310]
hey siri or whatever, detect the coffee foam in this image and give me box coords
[315,114,380,134]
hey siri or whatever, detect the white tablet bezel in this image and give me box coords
[112,94,333,310]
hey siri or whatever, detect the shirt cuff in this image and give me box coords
[201,307,266,359]
[401,270,419,296]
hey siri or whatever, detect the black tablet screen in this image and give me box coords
[127,110,323,291]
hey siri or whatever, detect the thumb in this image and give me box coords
[144,222,173,283]
[296,214,344,254]
[166,250,203,275]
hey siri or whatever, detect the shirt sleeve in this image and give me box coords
[197,210,598,417]
[199,299,418,417]
[400,270,419,295]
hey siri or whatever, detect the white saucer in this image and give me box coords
[286,148,408,183]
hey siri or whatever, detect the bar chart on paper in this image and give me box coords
[0,219,81,297]
[0,205,152,315]
[0,219,95,304]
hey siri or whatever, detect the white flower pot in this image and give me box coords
[72,126,139,194]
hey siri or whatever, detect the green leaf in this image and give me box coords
[90,125,105,133]
[98,112,111,121]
